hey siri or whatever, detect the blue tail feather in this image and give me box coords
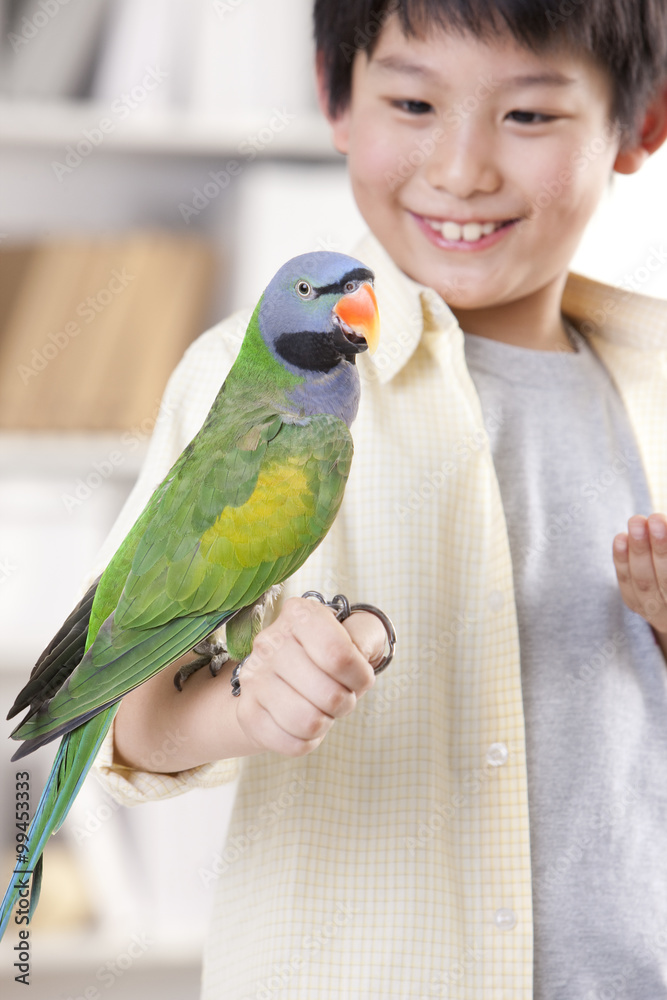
[0,705,118,941]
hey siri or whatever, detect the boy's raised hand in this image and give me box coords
[232,597,382,757]
[613,514,667,640]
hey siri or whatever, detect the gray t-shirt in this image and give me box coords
[463,325,667,998]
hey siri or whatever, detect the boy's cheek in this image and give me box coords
[349,118,403,178]
[351,141,406,197]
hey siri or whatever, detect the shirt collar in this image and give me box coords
[561,272,667,351]
[351,232,458,385]
[352,231,667,385]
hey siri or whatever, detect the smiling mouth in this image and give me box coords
[419,215,519,243]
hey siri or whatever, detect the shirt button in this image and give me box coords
[486,742,509,767]
[494,908,517,931]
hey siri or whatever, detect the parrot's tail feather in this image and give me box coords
[27,855,43,922]
[10,696,123,761]
[11,607,234,755]
[0,704,118,941]
[7,578,99,720]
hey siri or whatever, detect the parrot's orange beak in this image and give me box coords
[333,281,380,355]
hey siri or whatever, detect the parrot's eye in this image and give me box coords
[295,280,313,298]
[344,281,356,293]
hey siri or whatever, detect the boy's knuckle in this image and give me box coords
[302,709,326,740]
[328,638,353,674]
[284,596,308,621]
[325,684,352,716]
[356,671,375,697]
[251,631,271,655]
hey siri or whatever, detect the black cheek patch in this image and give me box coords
[274,332,343,373]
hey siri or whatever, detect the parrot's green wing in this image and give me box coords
[11,410,352,755]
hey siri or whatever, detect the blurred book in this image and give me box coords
[90,0,197,110]
[0,0,318,117]
[188,0,317,117]
[0,232,216,430]
[0,0,111,99]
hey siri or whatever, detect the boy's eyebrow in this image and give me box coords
[372,55,575,89]
[373,55,438,79]
[500,72,576,88]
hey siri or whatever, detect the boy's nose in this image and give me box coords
[423,124,501,199]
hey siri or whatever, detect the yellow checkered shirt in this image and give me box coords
[93,232,667,999]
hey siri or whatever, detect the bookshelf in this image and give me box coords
[0,99,334,158]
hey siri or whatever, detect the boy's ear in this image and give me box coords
[316,50,351,155]
[614,84,667,175]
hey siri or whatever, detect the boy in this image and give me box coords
[94,1,667,996]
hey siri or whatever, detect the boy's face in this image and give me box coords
[327,15,621,316]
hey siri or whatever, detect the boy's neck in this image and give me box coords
[449,272,575,352]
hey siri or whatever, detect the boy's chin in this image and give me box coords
[397,256,508,311]
[417,278,503,312]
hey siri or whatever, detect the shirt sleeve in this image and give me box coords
[92,308,253,806]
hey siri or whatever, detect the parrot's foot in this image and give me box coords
[173,637,229,691]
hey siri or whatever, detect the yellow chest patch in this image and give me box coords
[199,461,315,567]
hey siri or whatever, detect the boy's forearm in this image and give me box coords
[112,652,261,773]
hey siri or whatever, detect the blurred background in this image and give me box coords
[0,0,665,997]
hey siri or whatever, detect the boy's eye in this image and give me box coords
[506,110,556,125]
[393,99,434,115]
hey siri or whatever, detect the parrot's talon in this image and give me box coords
[208,653,228,678]
[173,658,204,690]
[230,657,248,697]
[193,637,226,657]
[174,639,230,689]
[300,591,397,673]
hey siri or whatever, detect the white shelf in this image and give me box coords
[0,431,148,477]
[0,99,339,159]
[0,433,147,674]
[0,925,204,974]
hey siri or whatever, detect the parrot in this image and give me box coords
[0,250,380,940]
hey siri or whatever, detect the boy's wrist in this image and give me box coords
[112,655,261,773]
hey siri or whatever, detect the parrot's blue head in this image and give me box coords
[259,251,379,373]
[257,251,380,426]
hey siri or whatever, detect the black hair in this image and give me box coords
[314,0,667,141]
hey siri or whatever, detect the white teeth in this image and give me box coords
[442,221,462,241]
[462,222,482,242]
[428,218,503,242]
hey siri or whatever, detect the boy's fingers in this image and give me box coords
[614,515,667,628]
[647,513,667,595]
[342,611,388,668]
[612,531,636,608]
[273,647,359,720]
[243,699,323,758]
[280,598,375,693]
[255,670,336,743]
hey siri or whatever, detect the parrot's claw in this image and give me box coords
[207,651,230,678]
[173,637,229,690]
